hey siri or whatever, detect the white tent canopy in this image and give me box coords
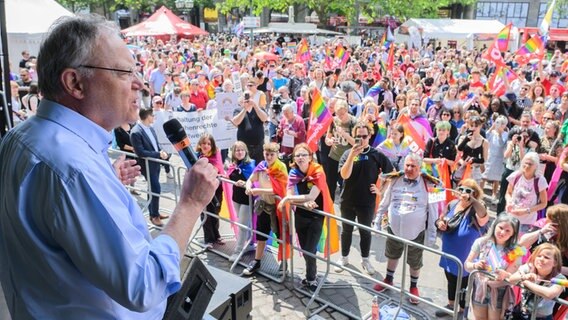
[395,19,517,50]
[5,0,74,70]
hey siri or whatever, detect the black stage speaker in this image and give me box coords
[163,256,217,320]
[206,266,252,320]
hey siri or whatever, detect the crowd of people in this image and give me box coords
[5,15,568,319]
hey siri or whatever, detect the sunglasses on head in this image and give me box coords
[458,187,474,194]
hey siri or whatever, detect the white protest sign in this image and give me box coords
[216,92,239,121]
[152,110,175,154]
[232,71,243,94]
[156,109,237,150]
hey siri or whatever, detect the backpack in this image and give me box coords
[513,174,540,204]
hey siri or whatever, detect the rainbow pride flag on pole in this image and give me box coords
[496,23,512,52]
[306,88,333,152]
[371,122,387,147]
[366,81,384,97]
[296,38,311,63]
[515,33,545,63]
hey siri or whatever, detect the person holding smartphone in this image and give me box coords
[336,123,393,275]
[227,90,268,163]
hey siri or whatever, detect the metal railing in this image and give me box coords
[107,149,465,319]
[463,269,568,320]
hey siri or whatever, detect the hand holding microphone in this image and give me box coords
[163,118,220,208]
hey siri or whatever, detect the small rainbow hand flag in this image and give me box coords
[549,277,568,287]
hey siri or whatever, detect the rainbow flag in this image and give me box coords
[516,34,545,58]
[386,44,395,72]
[397,114,430,152]
[334,45,345,61]
[296,38,311,63]
[371,122,387,147]
[489,65,518,97]
[306,88,333,152]
[496,23,512,52]
[366,81,384,97]
[550,277,568,287]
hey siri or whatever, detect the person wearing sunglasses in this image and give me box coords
[336,122,393,275]
[278,143,338,291]
[435,179,489,317]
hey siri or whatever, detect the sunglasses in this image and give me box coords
[442,113,451,116]
[155,101,163,104]
[458,187,474,194]
[294,153,310,158]
[355,135,369,139]
[535,100,544,103]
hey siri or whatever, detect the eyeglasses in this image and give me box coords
[78,65,138,79]
[356,135,369,139]
[442,113,451,116]
[294,153,310,158]
[458,187,474,194]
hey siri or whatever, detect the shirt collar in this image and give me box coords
[36,99,113,154]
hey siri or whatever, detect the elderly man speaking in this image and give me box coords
[0,15,219,319]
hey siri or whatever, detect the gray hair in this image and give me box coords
[282,103,295,113]
[522,151,540,166]
[404,153,423,167]
[38,15,119,100]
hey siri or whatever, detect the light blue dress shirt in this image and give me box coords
[0,100,181,319]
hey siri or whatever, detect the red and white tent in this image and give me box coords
[122,6,208,39]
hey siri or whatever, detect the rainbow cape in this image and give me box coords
[253,159,289,260]
[306,88,333,152]
[376,137,411,159]
[288,162,339,256]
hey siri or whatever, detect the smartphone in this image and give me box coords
[355,138,362,146]
[244,93,250,100]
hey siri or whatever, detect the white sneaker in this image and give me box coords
[361,258,376,275]
[167,172,174,179]
[334,256,349,273]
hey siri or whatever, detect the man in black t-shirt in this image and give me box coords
[229,90,268,163]
[335,122,393,275]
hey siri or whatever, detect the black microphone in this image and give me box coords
[163,118,220,208]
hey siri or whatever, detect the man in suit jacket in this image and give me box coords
[131,108,170,226]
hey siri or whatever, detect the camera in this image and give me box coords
[516,135,522,142]
[271,94,283,114]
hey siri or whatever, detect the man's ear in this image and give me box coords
[60,68,86,99]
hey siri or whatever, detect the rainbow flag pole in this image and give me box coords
[305,88,333,152]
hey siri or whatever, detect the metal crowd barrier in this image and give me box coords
[107,149,179,219]
[105,150,465,319]
[464,269,568,320]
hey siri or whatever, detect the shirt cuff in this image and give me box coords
[150,234,182,295]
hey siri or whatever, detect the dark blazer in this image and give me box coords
[130,123,161,178]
